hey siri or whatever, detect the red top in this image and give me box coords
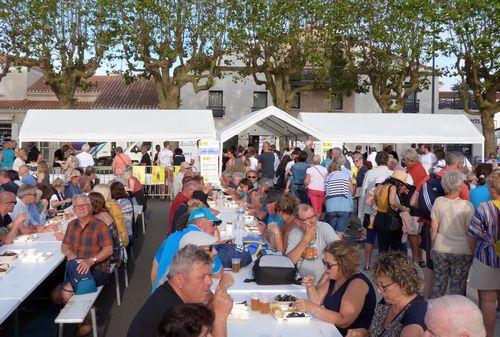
[168,192,189,233]
[128,176,142,193]
[406,162,428,187]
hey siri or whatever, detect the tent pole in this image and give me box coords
[481,142,485,163]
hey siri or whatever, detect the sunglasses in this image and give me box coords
[375,281,396,292]
[321,258,338,270]
[247,175,257,179]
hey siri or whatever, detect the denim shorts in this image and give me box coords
[325,211,351,233]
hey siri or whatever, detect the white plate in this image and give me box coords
[14,234,39,243]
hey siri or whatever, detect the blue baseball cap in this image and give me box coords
[188,208,222,226]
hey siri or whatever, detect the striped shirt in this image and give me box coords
[468,201,500,268]
[325,171,351,199]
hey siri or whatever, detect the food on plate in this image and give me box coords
[275,294,297,302]
[287,312,306,318]
[0,262,9,272]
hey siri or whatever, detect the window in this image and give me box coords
[208,91,224,117]
[331,95,343,110]
[403,91,419,113]
[252,91,267,111]
[39,142,50,160]
[208,91,223,107]
[291,93,300,109]
[0,124,11,143]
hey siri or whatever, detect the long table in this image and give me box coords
[0,237,65,324]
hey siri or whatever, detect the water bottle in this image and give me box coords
[236,204,245,231]
[218,192,224,208]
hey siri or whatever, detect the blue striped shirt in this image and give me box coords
[468,201,499,268]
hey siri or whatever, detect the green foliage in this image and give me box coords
[339,0,441,112]
[1,0,118,107]
[116,0,229,108]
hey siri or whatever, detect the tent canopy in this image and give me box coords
[218,106,322,143]
[19,109,216,142]
[299,112,485,145]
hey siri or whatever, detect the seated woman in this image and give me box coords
[369,251,427,337]
[232,178,257,203]
[122,167,147,209]
[294,240,376,336]
[49,178,72,211]
[110,181,134,244]
[93,184,128,247]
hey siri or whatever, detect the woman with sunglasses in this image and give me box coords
[294,240,375,336]
[369,251,427,337]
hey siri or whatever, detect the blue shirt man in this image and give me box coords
[152,208,223,291]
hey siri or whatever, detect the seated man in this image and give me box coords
[425,295,486,337]
[158,304,214,337]
[0,170,19,194]
[152,208,223,291]
[0,191,26,244]
[168,181,199,233]
[129,245,233,337]
[286,204,340,284]
[18,165,37,187]
[10,185,54,234]
[52,195,113,335]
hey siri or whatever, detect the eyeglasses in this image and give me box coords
[321,258,338,270]
[298,213,316,222]
[375,281,396,292]
[27,193,36,197]
[5,201,16,205]
[247,175,257,179]
[74,204,90,209]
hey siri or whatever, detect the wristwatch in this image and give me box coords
[92,256,97,264]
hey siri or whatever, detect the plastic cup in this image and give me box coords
[259,294,270,314]
[231,258,241,273]
[251,293,260,311]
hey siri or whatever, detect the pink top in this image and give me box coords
[112,153,132,175]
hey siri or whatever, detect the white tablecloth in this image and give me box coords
[0,241,64,301]
[0,298,20,324]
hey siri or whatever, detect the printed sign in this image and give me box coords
[132,166,146,185]
[199,140,220,155]
[151,166,165,184]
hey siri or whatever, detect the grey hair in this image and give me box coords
[81,143,90,152]
[327,155,345,173]
[331,147,342,156]
[258,178,274,189]
[17,184,37,198]
[166,245,213,280]
[294,203,314,219]
[72,194,91,205]
[246,169,258,176]
[123,167,133,175]
[311,155,321,165]
[402,148,419,163]
[93,184,112,201]
[426,295,485,337]
[232,172,244,180]
[445,151,464,166]
[441,170,465,194]
[222,171,233,178]
[353,153,363,162]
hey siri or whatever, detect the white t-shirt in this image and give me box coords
[420,152,437,173]
[191,148,200,172]
[285,160,294,173]
[367,151,377,165]
[158,148,173,167]
[249,156,258,170]
[76,151,95,169]
[306,165,328,191]
[433,159,446,173]
[12,158,25,172]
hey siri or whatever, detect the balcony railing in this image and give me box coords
[208,106,225,117]
[439,97,478,110]
[403,100,420,113]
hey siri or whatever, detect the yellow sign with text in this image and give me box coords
[151,166,165,184]
[132,166,146,185]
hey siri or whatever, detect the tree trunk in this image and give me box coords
[271,75,292,112]
[481,110,496,157]
[155,82,181,109]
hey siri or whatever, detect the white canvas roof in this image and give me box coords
[218,106,322,143]
[19,109,216,142]
[299,112,485,145]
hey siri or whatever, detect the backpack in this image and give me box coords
[108,222,126,264]
[418,174,445,221]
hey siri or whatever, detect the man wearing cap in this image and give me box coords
[152,207,224,291]
[10,185,53,234]
[171,190,211,231]
[172,162,192,199]
[65,169,83,199]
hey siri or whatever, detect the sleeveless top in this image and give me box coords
[1,149,15,169]
[376,184,393,213]
[322,272,376,336]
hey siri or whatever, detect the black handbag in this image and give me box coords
[252,254,298,285]
[382,185,403,235]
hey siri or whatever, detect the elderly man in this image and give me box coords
[139,144,152,166]
[10,185,53,234]
[424,295,486,337]
[0,169,18,194]
[247,178,274,220]
[130,245,233,337]
[152,207,223,290]
[65,169,83,199]
[286,204,340,284]
[0,191,26,244]
[172,162,191,198]
[51,195,113,335]
[76,143,95,170]
[18,164,37,187]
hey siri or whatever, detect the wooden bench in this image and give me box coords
[55,263,123,337]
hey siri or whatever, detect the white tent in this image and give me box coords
[218,106,323,143]
[299,112,485,159]
[19,109,217,142]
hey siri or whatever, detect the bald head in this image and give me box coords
[0,191,17,214]
[18,165,29,177]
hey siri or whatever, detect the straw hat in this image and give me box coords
[391,170,408,184]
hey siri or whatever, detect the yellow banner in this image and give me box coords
[152,166,165,183]
[132,166,146,185]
